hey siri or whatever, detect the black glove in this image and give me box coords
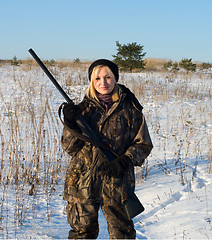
[102,155,132,178]
[63,102,80,129]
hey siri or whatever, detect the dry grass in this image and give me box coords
[119,71,211,183]
[0,63,211,236]
[1,57,212,74]
[1,58,175,72]
[144,58,168,71]
[0,65,211,185]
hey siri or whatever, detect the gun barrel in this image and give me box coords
[28,48,73,103]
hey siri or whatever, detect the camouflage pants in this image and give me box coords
[65,177,136,239]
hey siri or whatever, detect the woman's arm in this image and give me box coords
[125,114,153,166]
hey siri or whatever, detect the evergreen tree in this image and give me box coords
[179,58,196,72]
[163,60,179,72]
[112,41,146,72]
[73,58,81,64]
[163,60,173,70]
[11,56,20,66]
[201,62,212,70]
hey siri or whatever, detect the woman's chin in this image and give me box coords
[98,89,112,95]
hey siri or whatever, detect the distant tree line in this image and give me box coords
[112,41,212,73]
[163,58,197,72]
[2,46,212,73]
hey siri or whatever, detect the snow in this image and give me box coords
[0,64,211,239]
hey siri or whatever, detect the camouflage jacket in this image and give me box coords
[62,84,153,202]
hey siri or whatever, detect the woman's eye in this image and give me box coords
[106,76,111,79]
[96,77,100,80]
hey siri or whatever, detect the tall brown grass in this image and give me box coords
[0,63,211,236]
[144,58,168,71]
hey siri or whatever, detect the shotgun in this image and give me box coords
[28,48,144,219]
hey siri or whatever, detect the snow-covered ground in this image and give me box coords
[0,64,211,239]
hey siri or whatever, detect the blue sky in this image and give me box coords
[1,0,212,62]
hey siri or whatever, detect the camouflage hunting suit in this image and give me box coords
[61,84,153,239]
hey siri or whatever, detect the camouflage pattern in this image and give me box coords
[61,84,153,239]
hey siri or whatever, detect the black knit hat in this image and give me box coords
[88,59,119,82]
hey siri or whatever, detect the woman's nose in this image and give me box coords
[101,77,107,85]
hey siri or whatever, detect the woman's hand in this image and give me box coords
[63,102,81,129]
[63,102,80,122]
[102,155,132,178]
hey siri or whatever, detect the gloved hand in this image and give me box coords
[63,102,80,129]
[102,155,132,178]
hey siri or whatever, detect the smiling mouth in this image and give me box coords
[101,87,109,90]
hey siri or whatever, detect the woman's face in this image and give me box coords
[93,66,116,95]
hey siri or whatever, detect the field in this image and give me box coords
[0,63,211,239]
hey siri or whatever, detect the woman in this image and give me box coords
[61,59,153,239]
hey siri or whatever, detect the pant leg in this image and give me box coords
[66,200,100,239]
[101,179,136,239]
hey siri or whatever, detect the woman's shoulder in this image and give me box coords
[78,94,97,111]
[118,84,143,112]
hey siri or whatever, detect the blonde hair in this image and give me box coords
[88,65,116,101]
